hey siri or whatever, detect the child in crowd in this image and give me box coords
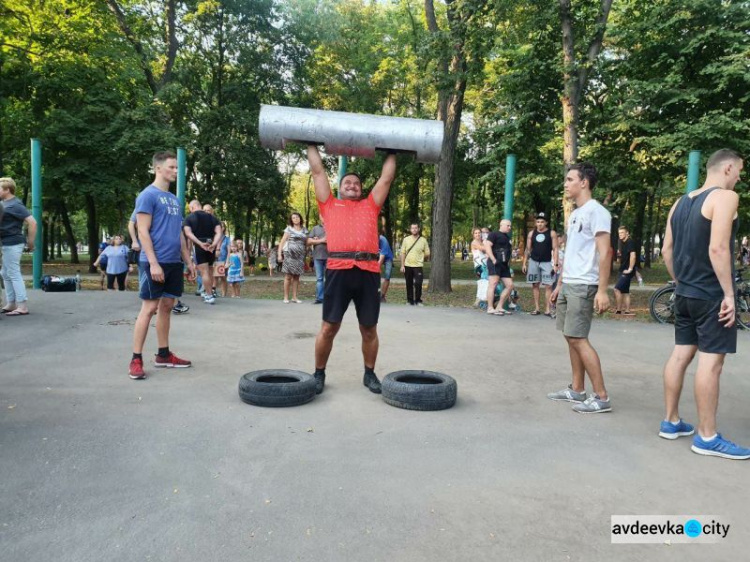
[226,243,245,297]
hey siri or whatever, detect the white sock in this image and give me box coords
[702,433,717,442]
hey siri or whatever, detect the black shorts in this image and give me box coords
[614,272,633,294]
[323,268,381,327]
[138,262,184,301]
[674,295,737,354]
[487,260,511,278]
[194,245,216,266]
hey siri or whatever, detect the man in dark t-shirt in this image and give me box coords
[483,218,514,315]
[183,200,222,304]
[613,225,637,315]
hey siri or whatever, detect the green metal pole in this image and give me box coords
[686,150,701,193]
[503,154,517,221]
[336,156,348,199]
[177,147,187,211]
[31,138,43,289]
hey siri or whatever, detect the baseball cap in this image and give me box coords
[536,212,548,220]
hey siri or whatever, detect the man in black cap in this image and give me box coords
[522,212,559,316]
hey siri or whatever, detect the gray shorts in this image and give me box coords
[556,283,597,338]
[527,259,554,285]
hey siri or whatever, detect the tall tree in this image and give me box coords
[559,0,613,220]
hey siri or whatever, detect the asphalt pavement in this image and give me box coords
[1,291,748,561]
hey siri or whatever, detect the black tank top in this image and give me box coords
[671,187,737,300]
[530,229,553,262]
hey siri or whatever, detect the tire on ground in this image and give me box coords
[381,370,457,411]
[238,370,317,407]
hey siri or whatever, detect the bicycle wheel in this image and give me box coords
[650,286,676,324]
[736,293,750,330]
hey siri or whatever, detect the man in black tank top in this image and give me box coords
[660,148,749,460]
[522,212,559,315]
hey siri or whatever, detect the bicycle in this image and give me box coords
[648,267,750,330]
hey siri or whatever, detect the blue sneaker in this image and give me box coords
[691,433,750,460]
[658,419,695,440]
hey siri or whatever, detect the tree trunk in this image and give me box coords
[409,167,422,224]
[558,0,613,225]
[430,79,466,293]
[653,188,664,258]
[59,200,79,264]
[644,182,658,268]
[383,191,393,251]
[85,195,99,273]
[43,217,50,262]
[425,0,469,294]
[560,0,579,225]
[304,175,312,227]
[632,187,648,270]
[55,217,63,258]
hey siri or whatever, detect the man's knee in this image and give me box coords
[359,325,378,342]
[672,345,697,364]
[158,298,175,312]
[565,335,588,348]
[319,321,341,340]
[140,300,159,316]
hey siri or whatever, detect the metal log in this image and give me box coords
[259,105,443,164]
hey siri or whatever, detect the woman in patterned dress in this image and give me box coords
[277,212,308,303]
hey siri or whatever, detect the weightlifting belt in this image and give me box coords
[328,251,380,262]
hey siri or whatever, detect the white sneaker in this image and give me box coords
[283,299,290,304]
[204,295,215,305]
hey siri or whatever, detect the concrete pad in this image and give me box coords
[1,291,748,561]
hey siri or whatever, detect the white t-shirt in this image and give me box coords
[563,199,611,285]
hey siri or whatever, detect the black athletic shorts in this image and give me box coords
[194,244,216,266]
[138,262,184,301]
[323,268,381,327]
[487,260,511,278]
[614,272,633,294]
[674,295,737,354]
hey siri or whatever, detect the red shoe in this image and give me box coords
[129,358,146,380]
[154,352,192,368]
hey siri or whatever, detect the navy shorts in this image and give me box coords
[674,295,737,354]
[194,246,216,266]
[487,260,511,278]
[323,268,380,327]
[138,262,184,301]
[614,272,633,294]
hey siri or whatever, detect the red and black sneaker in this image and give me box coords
[129,358,146,380]
[154,352,192,368]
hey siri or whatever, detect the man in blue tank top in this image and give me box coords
[661,148,748,460]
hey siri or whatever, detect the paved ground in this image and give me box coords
[1,291,748,561]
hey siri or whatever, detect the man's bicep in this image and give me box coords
[710,193,739,244]
[137,213,153,232]
[594,232,611,253]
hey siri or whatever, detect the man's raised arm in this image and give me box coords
[371,154,397,208]
[308,145,332,204]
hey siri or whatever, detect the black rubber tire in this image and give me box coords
[649,285,676,324]
[381,370,457,411]
[238,370,316,407]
